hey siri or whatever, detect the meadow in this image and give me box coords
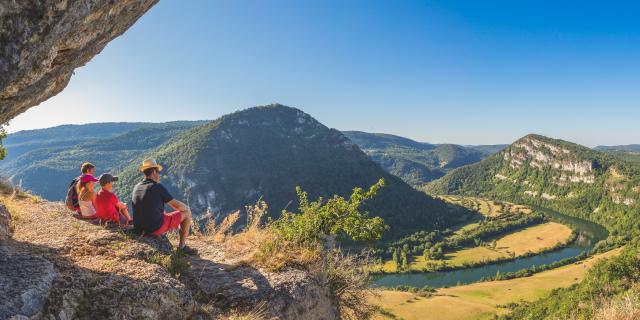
[371,247,623,320]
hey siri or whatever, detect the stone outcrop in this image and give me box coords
[2,197,339,320]
[0,250,57,319]
[503,136,596,184]
[0,203,10,241]
[0,0,157,124]
[188,242,339,319]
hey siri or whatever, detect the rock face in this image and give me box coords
[0,0,158,124]
[188,243,340,320]
[0,203,10,241]
[504,136,596,184]
[0,250,57,319]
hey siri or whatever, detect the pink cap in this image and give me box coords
[80,174,98,183]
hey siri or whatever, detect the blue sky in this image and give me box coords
[7,0,640,146]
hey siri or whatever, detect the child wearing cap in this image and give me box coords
[95,173,132,226]
[77,174,98,218]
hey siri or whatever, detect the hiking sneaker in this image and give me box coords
[177,245,198,256]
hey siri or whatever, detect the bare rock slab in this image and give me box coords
[0,249,57,319]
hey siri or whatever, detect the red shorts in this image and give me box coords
[151,211,182,236]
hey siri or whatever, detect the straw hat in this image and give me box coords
[139,159,163,172]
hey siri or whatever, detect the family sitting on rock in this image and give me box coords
[66,159,196,254]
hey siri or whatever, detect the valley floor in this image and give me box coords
[370,247,623,320]
[377,221,573,273]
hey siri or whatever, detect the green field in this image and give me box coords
[439,195,533,216]
[371,248,623,320]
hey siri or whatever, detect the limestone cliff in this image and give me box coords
[425,134,640,237]
[0,196,340,320]
[0,0,157,123]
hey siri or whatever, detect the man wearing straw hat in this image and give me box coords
[132,159,197,255]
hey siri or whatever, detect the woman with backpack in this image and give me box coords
[65,162,95,213]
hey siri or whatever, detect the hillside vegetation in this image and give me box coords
[0,122,205,200]
[425,134,640,319]
[426,134,640,240]
[112,105,469,238]
[343,131,501,186]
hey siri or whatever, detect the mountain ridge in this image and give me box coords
[343,131,500,186]
[112,105,469,237]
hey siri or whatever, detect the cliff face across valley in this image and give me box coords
[426,134,640,239]
[0,195,339,320]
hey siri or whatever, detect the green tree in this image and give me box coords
[400,251,408,270]
[0,126,6,160]
[272,179,389,245]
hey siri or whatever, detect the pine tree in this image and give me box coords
[401,251,408,270]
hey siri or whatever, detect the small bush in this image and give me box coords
[253,179,389,271]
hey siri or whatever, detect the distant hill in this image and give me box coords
[2,122,151,162]
[113,105,468,237]
[342,131,500,186]
[595,144,640,153]
[426,134,640,238]
[594,145,640,163]
[0,121,206,200]
[465,144,508,155]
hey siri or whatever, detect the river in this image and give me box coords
[370,208,608,288]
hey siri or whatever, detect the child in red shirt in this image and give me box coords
[95,173,132,226]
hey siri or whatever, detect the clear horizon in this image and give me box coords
[5,0,640,146]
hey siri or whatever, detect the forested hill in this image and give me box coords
[113,105,469,237]
[0,121,206,200]
[343,131,501,186]
[426,134,640,239]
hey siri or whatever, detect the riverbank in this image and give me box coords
[373,221,574,273]
[370,247,623,320]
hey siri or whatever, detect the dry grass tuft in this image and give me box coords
[1,196,23,232]
[203,211,240,243]
[226,302,268,320]
[323,249,379,320]
[593,288,640,320]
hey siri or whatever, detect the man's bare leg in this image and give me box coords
[178,210,192,248]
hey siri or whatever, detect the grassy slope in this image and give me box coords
[372,248,623,320]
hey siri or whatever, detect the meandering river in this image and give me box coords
[371,208,608,288]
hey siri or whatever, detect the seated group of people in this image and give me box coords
[67,159,196,254]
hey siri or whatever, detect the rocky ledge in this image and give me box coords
[0,197,339,319]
